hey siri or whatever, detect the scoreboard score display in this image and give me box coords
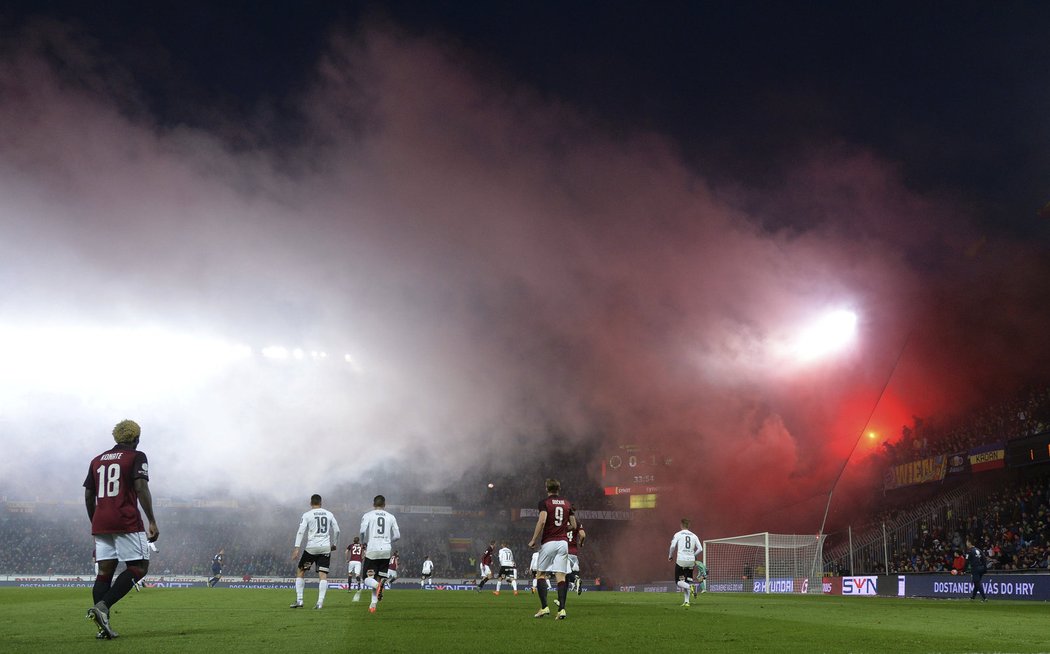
[601,445,673,507]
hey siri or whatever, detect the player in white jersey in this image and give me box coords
[668,517,702,607]
[529,551,540,593]
[420,556,434,588]
[359,494,400,613]
[494,541,519,595]
[290,494,340,609]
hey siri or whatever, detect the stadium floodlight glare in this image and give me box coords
[344,354,363,372]
[261,346,290,360]
[791,309,857,362]
[0,324,254,399]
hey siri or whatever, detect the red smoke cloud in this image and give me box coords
[1,23,1049,581]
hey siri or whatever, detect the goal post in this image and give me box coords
[702,532,825,593]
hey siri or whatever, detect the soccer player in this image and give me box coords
[359,494,401,613]
[528,478,575,620]
[83,419,159,640]
[475,540,496,592]
[494,540,518,595]
[695,559,708,594]
[346,537,364,597]
[290,494,340,609]
[669,518,703,607]
[208,548,224,588]
[566,513,586,595]
[420,555,434,588]
[387,550,400,585]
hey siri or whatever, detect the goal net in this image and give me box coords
[703,532,825,593]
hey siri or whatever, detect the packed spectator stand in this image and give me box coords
[825,385,1050,576]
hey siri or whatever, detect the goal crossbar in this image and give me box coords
[703,532,825,593]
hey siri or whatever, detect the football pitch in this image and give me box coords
[4,587,1047,653]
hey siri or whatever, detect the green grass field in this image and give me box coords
[4,587,1047,653]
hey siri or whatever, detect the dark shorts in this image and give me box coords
[363,556,390,579]
[498,566,515,578]
[674,564,696,581]
[297,551,332,573]
[212,564,222,575]
[421,573,432,579]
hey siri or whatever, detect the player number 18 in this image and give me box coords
[95,463,121,498]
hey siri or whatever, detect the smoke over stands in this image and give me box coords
[1,17,1048,584]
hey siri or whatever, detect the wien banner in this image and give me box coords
[883,454,948,490]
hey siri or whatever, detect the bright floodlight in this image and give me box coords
[793,310,858,362]
[0,324,255,400]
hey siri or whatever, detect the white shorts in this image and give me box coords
[94,532,151,563]
[480,564,492,577]
[348,561,362,576]
[536,540,569,574]
[568,554,580,573]
[388,570,398,581]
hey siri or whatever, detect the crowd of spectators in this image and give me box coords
[882,385,1050,465]
[883,473,1050,574]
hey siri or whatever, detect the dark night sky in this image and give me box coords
[4,1,1048,233]
[1,1,1049,539]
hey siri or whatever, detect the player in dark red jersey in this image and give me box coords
[83,419,159,640]
[528,478,575,620]
[387,550,400,585]
[474,540,496,592]
[566,513,586,595]
[346,537,364,597]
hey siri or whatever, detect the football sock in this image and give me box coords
[92,573,113,604]
[495,580,502,592]
[318,580,328,604]
[363,579,380,604]
[295,577,305,603]
[477,578,487,589]
[363,575,379,603]
[557,581,568,609]
[101,569,137,608]
[511,579,518,592]
[537,579,548,608]
[683,590,690,602]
